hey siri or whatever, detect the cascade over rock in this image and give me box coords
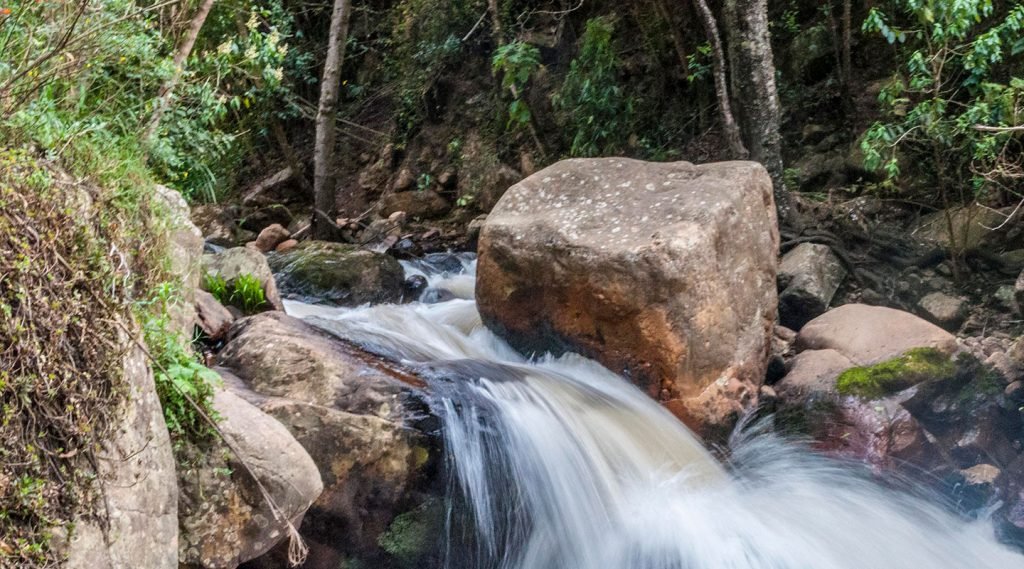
[217,312,436,567]
[476,158,779,437]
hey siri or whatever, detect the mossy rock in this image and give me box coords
[377,499,444,568]
[836,347,955,398]
[268,240,405,306]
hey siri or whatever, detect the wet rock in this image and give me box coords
[252,223,291,253]
[177,384,322,569]
[777,243,846,329]
[477,158,779,439]
[379,190,451,220]
[268,241,404,306]
[195,289,234,341]
[389,237,422,259]
[202,246,284,311]
[404,275,428,300]
[917,291,967,329]
[795,304,956,365]
[217,313,436,567]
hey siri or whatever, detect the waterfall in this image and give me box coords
[284,254,1022,569]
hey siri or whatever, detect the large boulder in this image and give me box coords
[476,158,779,437]
[795,303,956,365]
[153,184,204,338]
[267,241,405,306]
[178,384,323,568]
[913,204,1016,252]
[217,312,439,567]
[777,243,846,329]
[66,342,178,569]
[202,246,284,311]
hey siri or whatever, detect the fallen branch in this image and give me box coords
[242,166,295,204]
[973,124,1024,133]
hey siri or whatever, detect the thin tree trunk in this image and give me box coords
[312,0,353,240]
[722,0,796,228]
[652,0,689,80]
[842,0,852,88]
[144,0,216,142]
[692,0,747,159]
[488,0,504,46]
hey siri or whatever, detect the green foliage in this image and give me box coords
[0,0,294,203]
[554,17,634,157]
[378,500,443,567]
[231,273,267,314]
[141,283,220,441]
[492,41,541,128]
[204,273,230,305]
[860,1,1024,203]
[836,348,955,398]
[686,43,713,84]
[204,272,267,315]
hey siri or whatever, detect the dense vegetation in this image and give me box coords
[1,0,1023,565]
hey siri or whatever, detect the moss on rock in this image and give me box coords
[268,240,405,306]
[836,348,955,398]
[377,499,444,568]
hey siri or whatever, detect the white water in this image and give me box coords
[285,257,1022,569]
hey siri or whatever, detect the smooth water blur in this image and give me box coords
[285,257,1022,569]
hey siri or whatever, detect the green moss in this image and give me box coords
[378,499,443,567]
[836,347,955,398]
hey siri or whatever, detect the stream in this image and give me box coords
[284,254,1022,569]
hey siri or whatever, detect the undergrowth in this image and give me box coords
[0,150,133,565]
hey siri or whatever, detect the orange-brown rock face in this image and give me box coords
[476,158,779,439]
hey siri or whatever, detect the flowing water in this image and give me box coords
[284,254,1023,569]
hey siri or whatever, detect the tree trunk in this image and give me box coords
[144,0,216,142]
[312,0,353,240]
[722,0,796,228]
[692,0,747,159]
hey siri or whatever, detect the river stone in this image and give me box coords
[476,158,779,438]
[195,289,234,340]
[178,384,323,568]
[795,304,956,365]
[65,341,178,569]
[217,312,435,566]
[252,223,291,253]
[379,190,451,220]
[202,246,284,311]
[267,241,405,306]
[777,243,846,329]
[776,349,855,400]
[917,291,967,329]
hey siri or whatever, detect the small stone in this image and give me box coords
[388,210,408,226]
[421,228,440,240]
[1006,380,1024,402]
[774,325,797,343]
[438,170,456,188]
[961,463,1001,486]
[917,291,966,329]
[275,239,299,253]
[393,168,415,192]
[252,223,291,253]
